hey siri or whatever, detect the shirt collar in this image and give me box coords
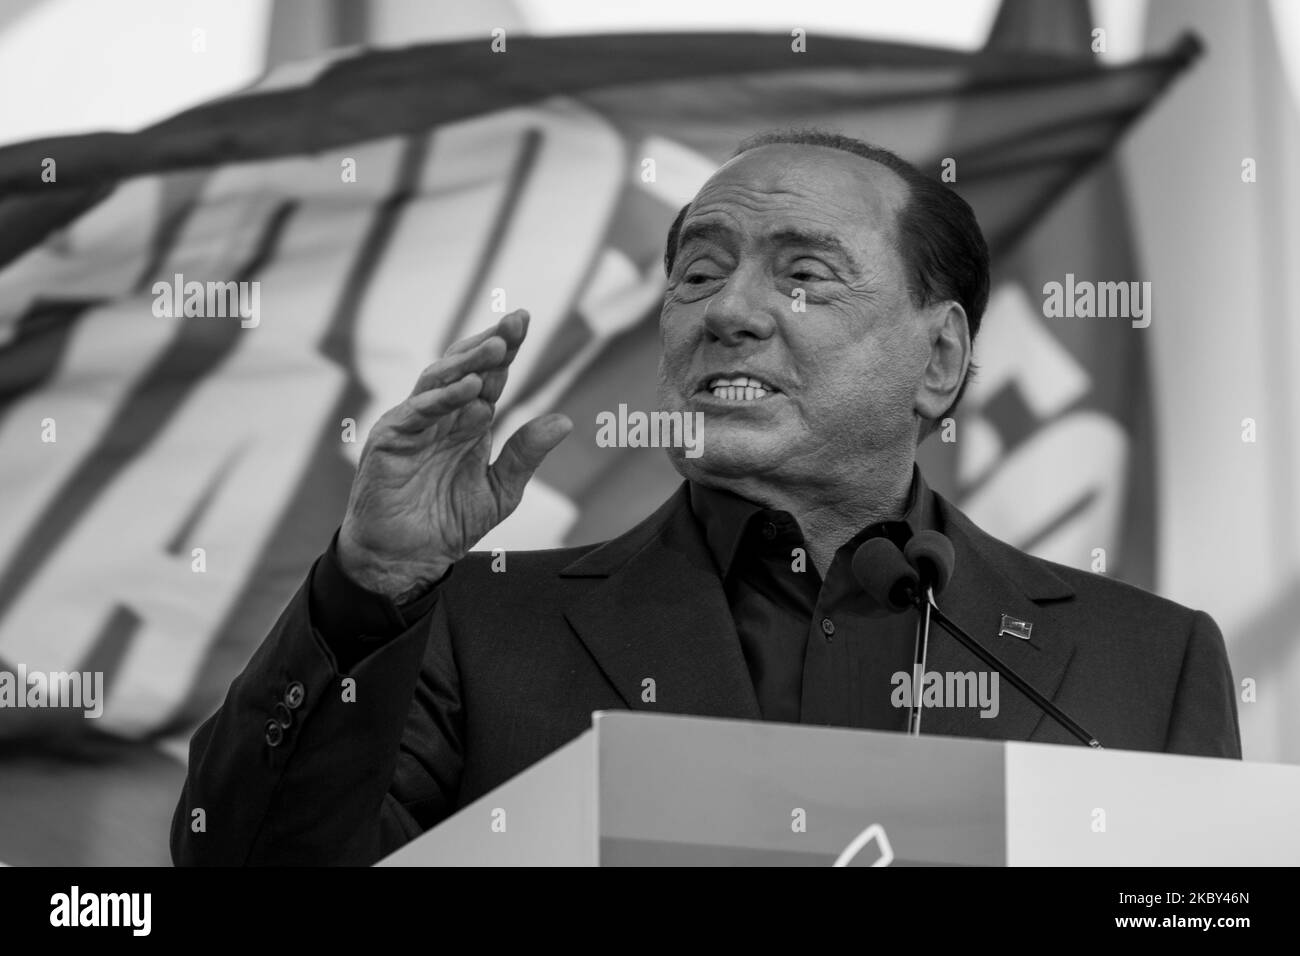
[688,464,938,579]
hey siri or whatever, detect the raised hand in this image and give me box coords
[337,310,572,601]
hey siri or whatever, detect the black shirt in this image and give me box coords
[688,467,938,728]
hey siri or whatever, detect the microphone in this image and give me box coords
[852,534,1102,749]
[850,537,919,613]
[904,531,954,596]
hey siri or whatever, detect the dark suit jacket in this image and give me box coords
[171,483,1241,865]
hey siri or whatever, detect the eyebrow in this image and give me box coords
[674,221,862,272]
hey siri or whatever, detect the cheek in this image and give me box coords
[656,313,678,364]
[658,300,686,348]
[656,315,689,402]
[806,330,921,414]
[659,302,704,368]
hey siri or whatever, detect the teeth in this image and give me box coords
[712,371,769,390]
[709,382,770,400]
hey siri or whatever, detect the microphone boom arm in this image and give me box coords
[922,595,1102,749]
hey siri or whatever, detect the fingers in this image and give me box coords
[487,413,573,504]
[474,311,529,403]
[445,309,528,357]
[409,336,505,397]
[468,310,530,404]
[411,310,529,399]
[391,374,486,432]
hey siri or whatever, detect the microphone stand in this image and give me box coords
[915,591,1102,749]
[906,587,934,736]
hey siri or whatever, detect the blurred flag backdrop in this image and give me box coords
[0,10,1198,862]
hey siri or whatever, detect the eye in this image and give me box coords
[679,257,725,286]
[789,261,832,282]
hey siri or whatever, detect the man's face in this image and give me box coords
[657,143,934,493]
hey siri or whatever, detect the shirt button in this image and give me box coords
[761,522,778,540]
[821,618,836,637]
[284,681,306,710]
[264,720,284,747]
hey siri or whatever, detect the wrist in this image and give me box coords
[337,535,452,604]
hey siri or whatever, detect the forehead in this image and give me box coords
[684,143,908,246]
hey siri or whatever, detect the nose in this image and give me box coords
[702,272,777,346]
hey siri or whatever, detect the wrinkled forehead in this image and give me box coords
[685,143,909,248]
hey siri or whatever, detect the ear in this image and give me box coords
[913,301,970,422]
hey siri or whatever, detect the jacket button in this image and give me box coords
[264,720,284,747]
[821,618,836,637]
[273,702,293,728]
[284,681,306,710]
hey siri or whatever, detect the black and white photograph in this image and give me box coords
[0,0,1294,932]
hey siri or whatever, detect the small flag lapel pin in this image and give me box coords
[999,614,1033,641]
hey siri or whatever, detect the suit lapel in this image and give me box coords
[556,481,1082,740]
[560,484,762,721]
[919,493,1079,743]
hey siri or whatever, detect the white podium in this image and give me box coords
[379,711,1300,866]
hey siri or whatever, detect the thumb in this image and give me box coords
[488,413,573,506]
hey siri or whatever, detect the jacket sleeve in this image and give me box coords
[170,552,465,866]
[1162,609,1243,759]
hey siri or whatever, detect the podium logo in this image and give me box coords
[832,823,893,867]
[890,668,999,719]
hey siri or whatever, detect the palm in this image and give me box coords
[338,310,571,597]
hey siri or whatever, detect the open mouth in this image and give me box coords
[702,375,779,402]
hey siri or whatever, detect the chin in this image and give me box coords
[667,435,786,483]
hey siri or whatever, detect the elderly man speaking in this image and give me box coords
[172,130,1240,866]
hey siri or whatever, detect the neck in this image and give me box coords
[738,455,916,575]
